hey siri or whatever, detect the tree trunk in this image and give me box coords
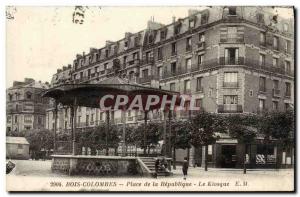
[205,144,208,171]
[243,144,247,174]
[173,146,176,170]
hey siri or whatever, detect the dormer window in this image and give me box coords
[201,12,208,24]
[189,19,195,28]
[174,23,181,35]
[257,13,264,24]
[26,92,32,99]
[160,29,167,40]
[124,41,128,48]
[228,7,237,16]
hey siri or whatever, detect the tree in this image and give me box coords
[227,113,258,173]
[24,129,54,159]
[190,111,227,171]
[126,122,162,155]
[170,120,192,169]
[258,110,294,167]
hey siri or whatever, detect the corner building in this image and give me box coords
[47,7,294,168]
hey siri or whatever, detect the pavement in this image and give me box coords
[6,159,295,192]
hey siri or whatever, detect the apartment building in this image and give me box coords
[46,7,294,168]
[6,78,50,133]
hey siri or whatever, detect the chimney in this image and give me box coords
[57,69,62,73]
[63,66,67,71]
[90,48,97,53]
[24,78,35,83]
[83,52,85,56]
[172,16,176,23]
[76,54,82,59]
[68,64,72,69]
[125,32,132,38]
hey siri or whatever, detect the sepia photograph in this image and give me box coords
[5,5,295,192]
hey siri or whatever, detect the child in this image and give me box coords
[182,157,188,180]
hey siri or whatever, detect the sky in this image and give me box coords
[6,6,293,88]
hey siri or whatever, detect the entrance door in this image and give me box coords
[221,145,237,168]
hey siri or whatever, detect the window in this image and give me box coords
[134,36,139,47]
[259,54,266,66]
[86,115,89,126]
[228,7,237,15]
[18,144,23,149]
[133,52,139,60]
[189,19,195,28]
[285,82,291,97]
[223,95,238,104]
[26,92,32,99]
[123,56,127,66]
[227,26,238,42]
[38,116,42,124]
[170,83,175,91]
[186,37,192,51]
[259,77,266,92]
[105,49,109,58]
[14,116,17,123]
[273,80,279,90]
[87,69,91,78]
[260,32,266,46]
[195,99,203,109]
[225,48,239,64]
[145,51,151,63]
[273,36,279,50]
[199,33,205,42]
[184,80,191,93]
[273,57,278,67]
[91,114,94,122]
[78,116,81,124]
[65,121,68,129]
[174,23,181,35]
[223,95,238,111]
[103,63,108,71]
[171,62,177,74]
[157,47,163,60]
[201,13,208,24]
[285,40,291,54]
[272,101,278,110]
[196,77,203,92]
[160,29,166,40]
[198,54,203,67]
[7,116,12,123]
[80,72,83,79]
[285,61,291,73]
[257,13,264,23]
[285,103,291,111]
[124,41,128,48]
[224,72,238,87]
[259,99,265,111]
[142,69,149,78]
[24,115,32,123]
[9,94,13,101]
[186,58,192,71]
[157,66,163,78]
[171,42,177,55]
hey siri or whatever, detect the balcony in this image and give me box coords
[220,37,244,43]
[126,59,140,67]
[162,67,191,79]
[197,42,205,51]
[223,82,239,88]
[142,57,154,65]
[272,89,280,97]
[285,91,291,98]
[259,86,266,93]
[220,57,244,65]
[218,104,243,113]
[137,75,154,84]
[196,86,204,92]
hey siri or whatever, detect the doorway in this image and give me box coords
[221,145,237,168]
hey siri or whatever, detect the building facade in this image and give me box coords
[6,78,50,133]
[46,7,294,168]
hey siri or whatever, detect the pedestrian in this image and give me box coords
[182,157,189,180]
[154,158,160,178]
